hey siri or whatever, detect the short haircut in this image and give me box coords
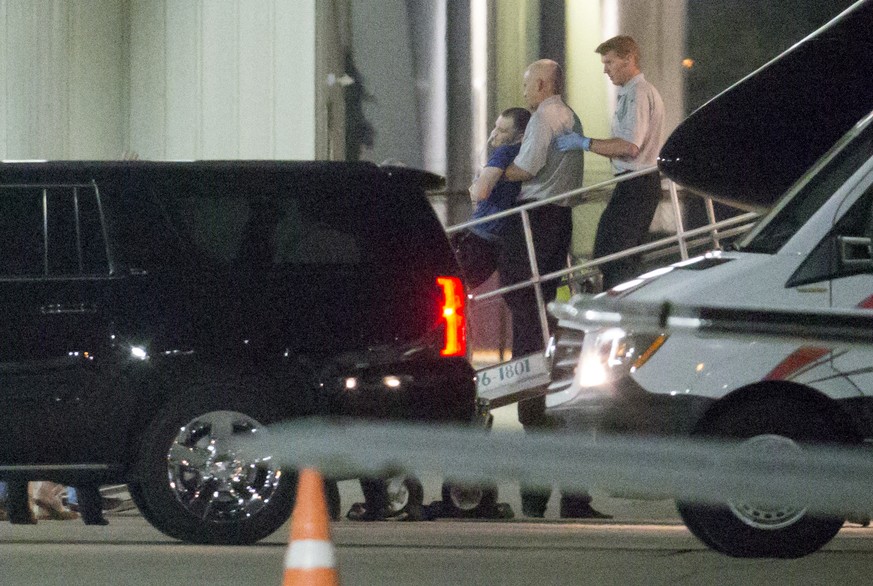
[595,35,641,65]
[501,107,532,133]
[548,61,565,96]
[529,59,565,96]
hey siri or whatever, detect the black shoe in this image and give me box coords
[82,514,109,526]
[422,500,446,519]
[491,502,515,519]
[847,514,871,527]
[560,504,612,519]
[8,507,37,524]
[346,502,371,521]
[346,502,420,522]
[7,502,36,524]
[522,506,545,518]
[399,504,425,521]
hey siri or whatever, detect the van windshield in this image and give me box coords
[739,119,873,254]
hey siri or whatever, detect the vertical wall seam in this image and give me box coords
[198,0,204,158]
[66,2,72,157]
[236,0,241,158]
[270,0,276,159]
[3,1,7,156]
[163,0,168,159]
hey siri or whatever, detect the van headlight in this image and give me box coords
[575,328,668,388]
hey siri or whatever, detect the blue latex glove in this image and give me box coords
[556,133,591,152]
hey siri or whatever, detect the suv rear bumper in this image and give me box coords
[320,354,477,424]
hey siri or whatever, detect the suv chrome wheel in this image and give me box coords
[385,476,411,512]
[133,386,295,545]
[167,410,282,522]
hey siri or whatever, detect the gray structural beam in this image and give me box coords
[240,419,873,518]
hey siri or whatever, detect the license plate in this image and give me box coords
[476,353,550,409]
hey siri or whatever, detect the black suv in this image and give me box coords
[0,160,475,544]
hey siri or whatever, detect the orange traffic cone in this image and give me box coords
[283,468,339,586]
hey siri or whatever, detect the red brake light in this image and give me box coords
[436,276,466,357]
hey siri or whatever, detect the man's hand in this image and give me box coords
[555,133,591,152]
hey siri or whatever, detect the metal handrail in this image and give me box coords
[445,166,657,235]
[471,212,758,303]
[447,167,762,357]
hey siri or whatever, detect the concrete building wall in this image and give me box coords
[0,0,316,161]
[0,0,127,159]
[349,0,423,169]
[493,0,540,119]
[129,0,316,160]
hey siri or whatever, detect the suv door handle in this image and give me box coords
[40,303,98,315]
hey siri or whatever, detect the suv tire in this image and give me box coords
[130,380,296,545]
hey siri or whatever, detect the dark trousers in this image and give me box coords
[360,477,388,513]
[498,203,572,364]
[497,203,583,516]
[498,203,571,427]
[77,484,107,525]
[594,172,662,290]
[6,480,34,524]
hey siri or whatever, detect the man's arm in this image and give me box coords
[555,133,639,160]
[469,166,505,201]
[503,163,534,182]
[589,137,640,159]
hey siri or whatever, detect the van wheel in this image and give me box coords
[130,384,296,545]
[385,476,424,516]
[677,399,846,558]
[440,482,497,518]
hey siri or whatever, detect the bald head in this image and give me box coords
[522,59,565,110]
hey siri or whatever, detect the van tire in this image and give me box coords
[677,397,846,558]
[440,482,498,518]
[385,476,424,517]
[130,382,296,545]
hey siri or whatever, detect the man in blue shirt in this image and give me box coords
[452,107,531,288]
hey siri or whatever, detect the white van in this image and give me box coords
[546,109,873,558]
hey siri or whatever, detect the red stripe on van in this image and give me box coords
[857,295,873,309]
[764,347,830,381]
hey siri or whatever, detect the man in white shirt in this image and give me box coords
[557,35,665,289]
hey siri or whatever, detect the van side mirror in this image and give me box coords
[838,235,873,271]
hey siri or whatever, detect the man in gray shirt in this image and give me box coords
[500,59,583,368]
[557,35,665,289]
[500,60,607,519]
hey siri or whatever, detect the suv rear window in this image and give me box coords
[106,170,381,273]
[159,195,363,267]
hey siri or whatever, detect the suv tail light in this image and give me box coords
[437,276,466,357]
